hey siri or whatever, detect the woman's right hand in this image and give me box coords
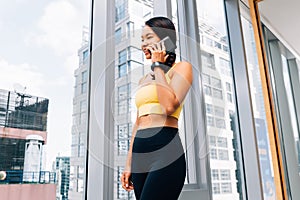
[120,170,134,191]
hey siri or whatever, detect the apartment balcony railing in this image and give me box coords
[0,171,56,184]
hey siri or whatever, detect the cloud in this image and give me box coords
[0,57,70,97]
[27,0,84,56]
[0,58,44,96]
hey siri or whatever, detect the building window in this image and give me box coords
[227,93,233,102]
[204,37,214,47]
[118,100,127,115]
[115,28,122,44]
[205,104,213,114]
[128,46,143,61]
[220,58,232,76]
[118,64,127,77]
[127,21,134,38]
[119,49,127,63]
[118,124,131,155]
[211,169,219,180]
[215,118,226,129]
[221,182,232,193]
[207,116,214,126]
[211,77,222,89]
[220,169,231,180]
[118,49,127,77]
[83,50,89,64]
[81,71,88,94]
[218,149,229,160]
[214,41,222,49]
[217,137,228,148]
[115,0,126,23]
[212,88,223,99]
[212,183,221,194]
[201,51,215,69]
[210,148,218,159]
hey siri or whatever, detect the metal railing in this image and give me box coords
[0,171,56,184]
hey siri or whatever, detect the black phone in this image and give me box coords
[158,36,176,53]
[148,36,176,55]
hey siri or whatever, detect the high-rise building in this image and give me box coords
[69,27,89,200]
[54,156,70,200]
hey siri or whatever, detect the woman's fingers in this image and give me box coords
[121,172,133,191]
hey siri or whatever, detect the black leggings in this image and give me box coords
[131,127,186,200]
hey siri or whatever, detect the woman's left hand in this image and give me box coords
[147,41,169,63]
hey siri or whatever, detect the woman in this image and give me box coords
[120,16,193,200]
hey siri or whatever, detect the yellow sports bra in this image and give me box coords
[135,65,183,119]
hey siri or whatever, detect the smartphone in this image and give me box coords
[148,36,176,55]
[158,36,176,53]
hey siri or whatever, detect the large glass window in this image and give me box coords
[196,0,245,199]
[241,15,277,200]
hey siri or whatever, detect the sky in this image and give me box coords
[0,0,90,170]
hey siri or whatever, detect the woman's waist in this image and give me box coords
[137,114,178,130]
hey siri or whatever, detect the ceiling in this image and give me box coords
[248,0,300,59]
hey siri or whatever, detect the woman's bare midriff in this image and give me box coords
[137,114,178,130]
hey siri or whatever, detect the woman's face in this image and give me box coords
[141,25,161,59]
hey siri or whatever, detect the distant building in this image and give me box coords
[0,88,55,200]
[54,156,70,200]
[0,88,49,182]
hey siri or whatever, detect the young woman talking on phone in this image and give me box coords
[120,16,193,200]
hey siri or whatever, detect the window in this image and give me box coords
[215,118,226,129]
[204,85,212,96]
[81,71,88,94]
[115,28,122,44]
[127,21,134,38]
[201,51,215,69]
[81,83,87,94]
[220,169,231,180]
[82,71,87,83]
[207,116,214,126]
[212,183,221,194]
[205,37,214,47]
[119,49,127,64]
[217,137,228,148]
[214,41,222,49]
[206,104,213,114]
[210,148,218,159]
[118,49,127,77]
[214,106,225,117]
[83,50,89,64]
[118,100,127,114]
[115,0,126,22]
[211,77,222,89]
[128,46,143,61]
[226,82,231,92]
[221,182,232,193]
[118,64,127,77]
[218,149,229,160]
[212,169,219,180]
[209,136,217,147]
[212,88,223,99]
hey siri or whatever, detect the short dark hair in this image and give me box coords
[145,16,177,51]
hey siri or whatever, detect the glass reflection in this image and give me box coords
[196,0,243,199]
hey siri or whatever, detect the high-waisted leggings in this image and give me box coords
[131,127,186,200]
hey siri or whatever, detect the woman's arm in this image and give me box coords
[153,61,193,115]
[121,111,139,191]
